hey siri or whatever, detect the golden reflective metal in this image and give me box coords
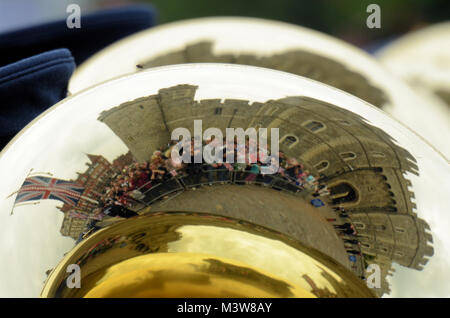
[41,212,373,298]
[0,64,448,298]
[69,17,449,159]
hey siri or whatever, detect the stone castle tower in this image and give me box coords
[140,41,389,108]
[97,84,433,296]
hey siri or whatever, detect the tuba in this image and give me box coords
[0,18,448,298]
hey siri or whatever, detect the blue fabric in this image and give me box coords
[0,49,75,148]
[0,5,157,150]
[310,198,325,207]
[0,4,157,66]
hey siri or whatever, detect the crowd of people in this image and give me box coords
[330,206,365,266]
[92,137,330,219]
[78,138,368,278]
[82,138,366,270]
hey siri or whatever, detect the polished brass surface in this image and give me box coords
[377,22,450,107]
[69,17,449,159]
[0,64,448,297]
[377,22,450,160]
[41,212,373,298]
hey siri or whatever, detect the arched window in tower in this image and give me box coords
[374,224,387,231]
[302,120,326,133]
[314,160,329,172]
[387,206,398,212]
[280,135,298,148]
[395,227,405,233]
[329,182,358,204]
[379,247,389,254]
[353,222,366,230]
[371,151,386,158]
[340,152,357,160]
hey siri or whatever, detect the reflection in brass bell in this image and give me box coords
[69,17,450,159]
[378,21,450,107]
[377,22,450,160]
[41,212,373,298]
[0,64,448,298]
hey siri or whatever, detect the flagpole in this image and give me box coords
[8,168,36,215]
[10,201,40,215]
[6,168,52,199]
[6,168,35,199]
[6,189,20,199]
[29,171,53,177]
[8,171,96,216]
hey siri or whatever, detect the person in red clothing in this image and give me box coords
[134,169,151,190]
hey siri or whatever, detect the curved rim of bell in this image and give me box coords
[68,16,392,94]
[3,62,447,164]
[1,63,449,298]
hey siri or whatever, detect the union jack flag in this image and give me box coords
[15,176,84,206]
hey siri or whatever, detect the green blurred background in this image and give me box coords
[1,0,448,48]
[140,0,449,47]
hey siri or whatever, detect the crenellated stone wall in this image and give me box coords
[97,84,433,296]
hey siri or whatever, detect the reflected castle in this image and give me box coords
[139,41,389,108]
[59,84,433,297]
